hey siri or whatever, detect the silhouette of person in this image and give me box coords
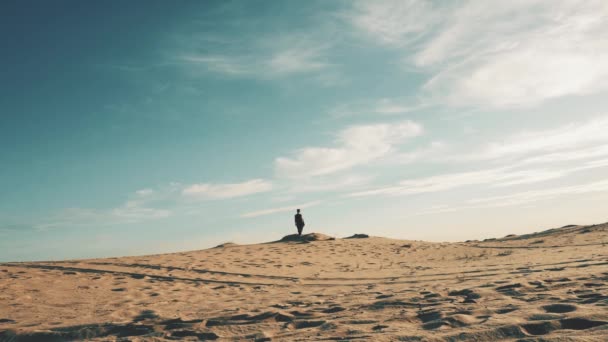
[295,209,305,236]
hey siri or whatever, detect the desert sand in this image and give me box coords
[1,223,607,341]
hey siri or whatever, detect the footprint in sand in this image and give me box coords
[521,318,608,336]
[495,305,518,314]
[542,303,577,313]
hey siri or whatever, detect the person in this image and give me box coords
[294,209,305,236]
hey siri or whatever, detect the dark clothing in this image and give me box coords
[295,213,305,236]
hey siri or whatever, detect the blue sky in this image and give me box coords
[3,0,608,261]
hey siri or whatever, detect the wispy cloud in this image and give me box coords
[135,188,154,196]
[275,121,423,178]
[35,178,274,230]
[177,34,331,79]
[417,178,608,216]
[182,179,273,199]
[421,1,608,108]
[428,116,608,165]
[179,55,253,75]
[520,145,608,166]
[478,116,608,160]
[329,97,431,118]
[349,166,568,198]
[350,153,608,198]
[267,44,329,74]
[393,141,446,164]
[348,1,608,108]
[38,203,171,230]
[348,0,443,46]
[289,174,372,193]
[469,179,608,207]
[426,1,608,108]
[241,200,322,218]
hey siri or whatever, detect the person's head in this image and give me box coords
[296,209,300,213]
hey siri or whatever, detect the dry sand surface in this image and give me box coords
[1,224,607,341]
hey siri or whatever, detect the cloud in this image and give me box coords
[468,179,608,207]
[348,0,443,46]
[267,45,329,74]
[432,116,608,166]
[275,121,423,178]
[182,179,273,199]
[328,97,431,118]
[393,141,446,164]
[348,1,608,108]
[517,145,608,166]
[34,178,273,230]
[478,116,608,160]
[350,155,608,198]
[38,203,172,230]
[290,174,372,193]
[135,188,154,197]
[346,119,608,202]
[413,178,608,216]
[178,35,330,78]
[241,200,322,218]
[349,167,567,197]
[425,1,608,108]
[180,55,253,75]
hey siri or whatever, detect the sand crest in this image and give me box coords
[1,223,607,341]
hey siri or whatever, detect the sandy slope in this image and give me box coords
[1,224,607,341]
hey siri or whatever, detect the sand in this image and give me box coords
[1,224,607,341]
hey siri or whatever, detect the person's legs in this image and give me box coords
[297,226,303,236]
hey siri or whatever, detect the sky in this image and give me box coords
[2,0,608,261]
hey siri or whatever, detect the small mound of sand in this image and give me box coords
[279,233,335,242]
[346,234,369,239]
[215,242,238,248]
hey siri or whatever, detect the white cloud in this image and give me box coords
[347,118,608,200]
[478,116,608,160]
[37,178,274,229]
[468,179,608,207]
[374,98,423,114]
[413,178,608,216]
[241,200,322,218]
[349,1,608,108]
[349,166,567,197]
[135,188,154,197]
[268,45,329,74]
[349,0,443,46]
[393,141,446,164]
[275,121,423,178]
[111,202,171,220]
[180,55,253,75]
[350,151,608,198]
[520,145,608,165]
[290,174,372,193]
[413,1,549,66]
[38,203,171,230]
[182,179,273,199]
[329,97,431,118]
[178,35,330,78]
[422,1,608,108]
[433,116,608,166]
[583,158,608,169]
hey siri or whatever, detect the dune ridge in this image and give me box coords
[1,223,607,341]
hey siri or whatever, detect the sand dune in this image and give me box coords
[1,223,607,341]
